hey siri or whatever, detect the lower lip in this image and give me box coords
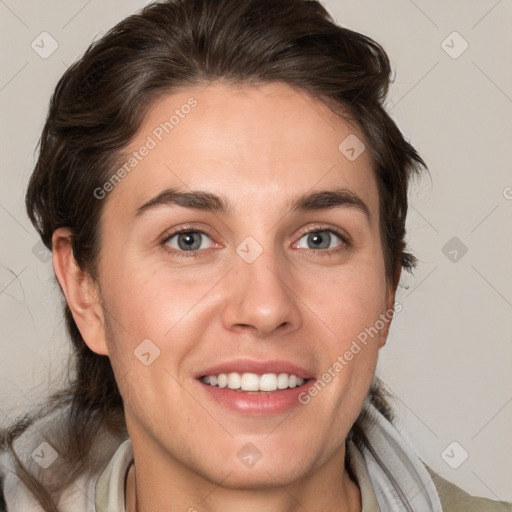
[196,379,316,416]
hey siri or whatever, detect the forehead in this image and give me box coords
[105,81,378,218]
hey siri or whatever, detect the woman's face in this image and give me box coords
[91,81,395,488]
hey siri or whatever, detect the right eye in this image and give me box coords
[162,230,214,255]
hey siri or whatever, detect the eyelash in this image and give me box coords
[161,226,350,259]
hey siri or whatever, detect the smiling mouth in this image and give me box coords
[198,372,310,393]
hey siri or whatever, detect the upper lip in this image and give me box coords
[194,359,315,380]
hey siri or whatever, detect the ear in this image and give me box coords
[51,228,109,356]
[378,266,401,349]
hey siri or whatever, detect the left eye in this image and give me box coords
[164,230,213,251]
[295,229,345,250]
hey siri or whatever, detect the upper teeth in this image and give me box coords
[200,372,306,391]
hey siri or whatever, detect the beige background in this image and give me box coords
[0,0,511,502]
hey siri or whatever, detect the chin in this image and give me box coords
[209,463,307,490]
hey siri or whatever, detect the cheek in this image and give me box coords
[313,265,389,338]
[99,260,217,396]
[101,256,201,338]
[308,266,389,400]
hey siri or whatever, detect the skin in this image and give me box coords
[53,81,396,512]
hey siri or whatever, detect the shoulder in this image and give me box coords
[0,449,95,512]
[425,465,512,512]
[0,405,126,512]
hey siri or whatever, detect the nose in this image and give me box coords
[220,245,303,337]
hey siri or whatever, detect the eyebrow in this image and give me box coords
[135,187,371,223]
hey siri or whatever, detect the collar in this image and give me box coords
[95,439,134,512]
[94,404,442,512]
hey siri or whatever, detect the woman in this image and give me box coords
[0,0,510,511]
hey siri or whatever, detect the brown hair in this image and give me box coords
[1,0,426,510]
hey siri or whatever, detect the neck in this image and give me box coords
[124,444,361,512]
